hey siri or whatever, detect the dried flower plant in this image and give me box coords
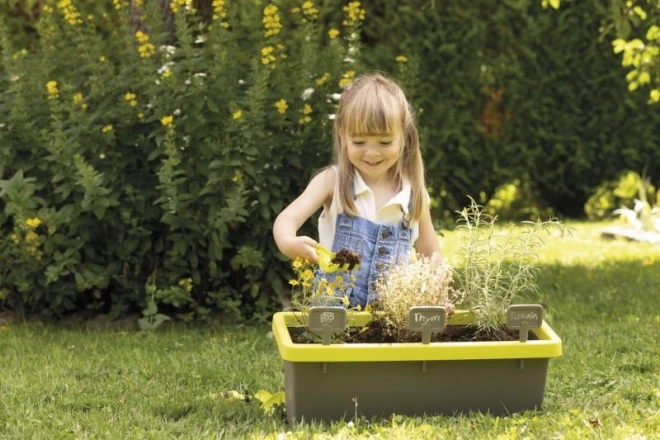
[374,255,464,337]
[454,198,567,336]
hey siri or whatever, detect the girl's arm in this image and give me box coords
[273,167,336,263]
[414,208,444,262]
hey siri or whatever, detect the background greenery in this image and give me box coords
[1,0,659,321]
[1,221,658,438]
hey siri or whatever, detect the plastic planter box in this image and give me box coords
[272,310,562,423]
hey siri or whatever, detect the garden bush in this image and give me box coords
[0,0,367,322]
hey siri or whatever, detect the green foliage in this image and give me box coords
[610,0,660,103]
[584,170,659,220]
[0,0,364,320]
[482,176,554,221]
[358,0,660,218]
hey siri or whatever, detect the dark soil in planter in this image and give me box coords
[289,317,531,344]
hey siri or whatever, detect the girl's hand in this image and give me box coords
[280,236,319,264]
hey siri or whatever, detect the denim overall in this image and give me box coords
[317,210,413,308]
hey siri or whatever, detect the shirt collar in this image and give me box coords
[353,171,412,214]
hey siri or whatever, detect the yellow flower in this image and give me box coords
[26,218,41,229]
[302,1,318,19]
[343,1,366,27]
[301,269,314,281]
[289,279,300,286]
[57,0,83,26]
[46,80,59,99]
[212,0,228,23]
[328,28,340,39]
[263,4,282,37]
[25,231,38,242]
[102,125,113,132]
[341,296,350,306]
[396,55,408,63]
[316,72,330,86]
[261,46,276,66]
[135,31,155,58]
[293,258,304,269]
[650,89,660,102]
[232,110,242,120]
[339,70,356,87]
[72,92,83,104]
[161,115,174,126]
[275,99,288,114]
[124,92,138,107]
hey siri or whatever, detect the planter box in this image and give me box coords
[272,310,562,423]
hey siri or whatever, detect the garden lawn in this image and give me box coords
[1,221,659,439]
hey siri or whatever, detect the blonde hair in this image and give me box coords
[333,73,427,221]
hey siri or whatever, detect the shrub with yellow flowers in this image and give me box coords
[0,0,369,321]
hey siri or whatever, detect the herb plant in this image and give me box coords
[453,198,567,336]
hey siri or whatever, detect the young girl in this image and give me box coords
[273,73,443,308]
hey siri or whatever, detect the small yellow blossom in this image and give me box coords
[343,1,366,27]
[275,99,288,114]
[341,296,350,306]
[263,4,282,37]
[328,28,340,39]
[161,115,174,126]
[316,72,330,86]
[26,218,42,229]
[302,1,318,20]
[170,0,194,14]
[293,258,304,269]
[232,110,242,120]
[303,104,312,115]
[396,55,408,63]
[212,0,228,21]
[57,0,83,26]
[25,231,38,243]
[46,80,59,99]
[124,92,138,107]
[339,70,356,87]
[72,92,83,104]
[650,89,660,102]
[289,279,300,286]
[99,56,106,62]
[261,46,276,66]
[102,125,113,133]
[161,69,172,78]
[135,31,156,58]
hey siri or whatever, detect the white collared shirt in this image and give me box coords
[318,168,420,248]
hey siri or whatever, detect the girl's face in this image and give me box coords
[345,131,403,182]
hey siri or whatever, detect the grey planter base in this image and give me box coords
[284,357,549,423]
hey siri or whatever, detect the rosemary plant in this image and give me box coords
[453,198,567,336]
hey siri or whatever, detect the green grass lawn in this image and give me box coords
[1,221,659,439]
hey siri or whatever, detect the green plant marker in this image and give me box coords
[308,306,348,345]
[506,304,544,342]
[408,306,447,344]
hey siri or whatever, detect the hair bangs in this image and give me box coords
[344,86,403,136]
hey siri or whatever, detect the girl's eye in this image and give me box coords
[352,140,365,145]
[379,141,393,145]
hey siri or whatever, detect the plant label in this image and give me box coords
[308,306,348,345]
[507,304,543,342]
[408,306,447,344]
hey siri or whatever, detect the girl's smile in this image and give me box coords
[347,133,403,180]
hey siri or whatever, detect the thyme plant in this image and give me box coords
[454,198,567,336]
[375,255,463,339]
